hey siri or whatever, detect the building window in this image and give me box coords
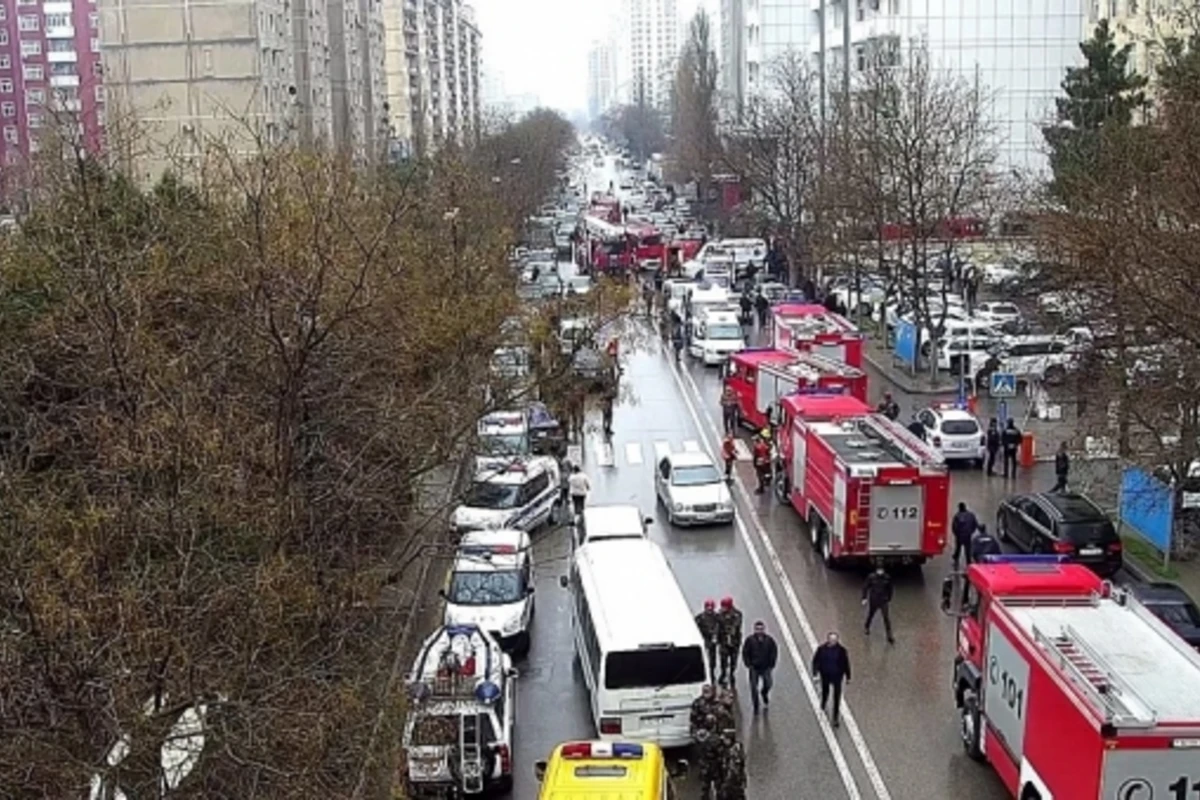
[90,12,99,28]
[856,0,865,20]
[0,79,11,94]
[27,112,41,128]
[95,84,103,101]
[48,39,73,52]
[21,39,41,57]
[0,29,9,44]
[888,0,899,12]
[0,5,5,20]
[26,87,44,104]
[50,62,75,76]
[90,37,99,52]
[3,126,17,144]
[45,14,70,28]
[0,102,12,117]
[18,14,39,30]
[93,60,102,76]
[0,56,9,70]
[23,65,43,80]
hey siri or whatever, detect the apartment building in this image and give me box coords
[383,0,481,159]
[623,0,679,110]
[720,0,816,116]
[1089,0,1185,83]
[587,40,617,120]
[810,0,1087,173]
[329,0,387,163]
[0,0,104,169]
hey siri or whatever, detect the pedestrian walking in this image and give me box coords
[716,731,747,800]
[1002,419,1022,478]
[721,383,739,434]
[741,620,779,713]
[812,632,851,727]
[877,392,900,421]
[672,325,685,361]
[600,388,615,436]
[690,684,718,735]
[716,597,743,686]
[1052,441,1070,492]
[567,464,590,520]
[695,600,721,672]
[752,432,772,494]
[985,418,1001,476]
[862,567,895,644]
[754,292,770,327]
[721,434,737,481]
[951,502,979,567]
[694,723,722,799]
[971,523,1002,563]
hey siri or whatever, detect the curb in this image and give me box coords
[862,348,959,396]
[1119,552,1156,585]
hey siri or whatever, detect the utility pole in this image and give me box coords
[842,0,851,100]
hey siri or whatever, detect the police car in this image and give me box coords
[451,458,563,533]
[442,529,536,655]
[915,403,986,466]
[476,411,531,471]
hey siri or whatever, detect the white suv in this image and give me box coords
[442,529,536,655]
[452,458,563,533]
[916,405,986,466]
[976,335,1076,388]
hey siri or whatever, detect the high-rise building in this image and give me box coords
[0,0,105,169]
[329,0,387,163]
[587,40,616,120]
[720,0,815,116]
[100,0,346,180]
[623,0,679,110]
[383,0,481,159]
[1089,0,1180,89]
[810,0,1087,172]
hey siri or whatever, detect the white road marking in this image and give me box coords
[592,435,614,467]
[682,439,701,452]
[653,440,672,462]
[624,442,643,466]
[668,355,893,800]
[733,438,753,462]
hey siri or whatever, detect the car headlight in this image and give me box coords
[501,616,522,635]
[720,499,734,510]
[674,502,686,512]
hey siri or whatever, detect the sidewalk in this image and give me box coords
[1120,534,1200,599]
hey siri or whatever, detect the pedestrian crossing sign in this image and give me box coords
[989,373,1017,398]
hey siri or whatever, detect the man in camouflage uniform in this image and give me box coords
[712,688,737,734]
[716,596,743,686]
[694,716,722,799]
[690,684,717,735]
[695,599,720,674]
[716,728,748,800]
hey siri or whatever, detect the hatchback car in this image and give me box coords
[1125,581,1200,650]
[995,492,1123,577]
[654,452,734,526]
[916,405,986,465]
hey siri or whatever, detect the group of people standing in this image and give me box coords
[692,598,751,799]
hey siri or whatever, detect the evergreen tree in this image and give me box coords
[1044,19,1148,194]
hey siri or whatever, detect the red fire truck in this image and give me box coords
[725,348,869,431]
[941,556,1200,800]
[775,394,949,568]
[771,303,864,368]
[579,216,633,274]
[627,222,665,271]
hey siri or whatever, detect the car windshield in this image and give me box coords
[605,646,707,690]
[941,419,980,435]
[706,324,743,340]
[479,433,528,456]
[467,481,520,510]
[447,569,524,606]
[672,465,722,486]
[1148,600,1200,627]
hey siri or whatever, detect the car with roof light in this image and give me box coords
[452,458,563,534]
[534,740,686,799]
[995,491,1124,577]
[916,404,986,466]
[442,529,536,655]
[688,307,746,365]
[654,452,734,526]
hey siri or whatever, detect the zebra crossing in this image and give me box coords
[586,435,753,467]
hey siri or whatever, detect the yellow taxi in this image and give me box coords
[534,740,684,799]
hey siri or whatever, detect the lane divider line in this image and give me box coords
[682,439,701,452]
[653,440,672,462]
[624,442,643,466]
[665,356,864,800]
[675,357,894,800]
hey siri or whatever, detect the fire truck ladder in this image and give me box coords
[855,483,872,546]
[458,712,485,794]
[1033,625,1158,729]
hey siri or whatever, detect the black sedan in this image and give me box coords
[1126,581,1200,650]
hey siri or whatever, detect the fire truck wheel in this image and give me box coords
[773,473,789,503]
[820,531,839,569]
[960,690,984,761]
[807,514,821,548]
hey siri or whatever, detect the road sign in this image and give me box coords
[894,321,918,366]
[990,372,1017,398]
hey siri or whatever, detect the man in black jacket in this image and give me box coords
[862,567,895,644]
[971,523,1002,563]
[741,621,779,714]
[1052,441,1070,492]
[1002,419,1022,478]
[812,632,851,727]
[951,502,979,566]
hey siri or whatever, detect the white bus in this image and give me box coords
[564,538,709,747]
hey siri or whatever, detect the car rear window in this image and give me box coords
[604,646,706,690]
[1059,520,1119,545]
[1149,601,1200,628]
[941,420,980,435]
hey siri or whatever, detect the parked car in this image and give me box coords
[1125,581,1200,650]
[916,404,986,465]
[995,492,1124,577]
[975,334,1077,388]
[973,300,1023,326]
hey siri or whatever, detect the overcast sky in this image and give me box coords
[471,0,715,114]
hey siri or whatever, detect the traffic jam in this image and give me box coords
[399,137,1200,800]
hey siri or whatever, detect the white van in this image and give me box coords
[442,528,536,655]
[688,308,745,365]
[577,504,651,548]
[451,458,563,533]
[563,538,708,747]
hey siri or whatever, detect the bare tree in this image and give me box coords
[828,42,999,377]
[671,11,722,207]
[721,52,824,286]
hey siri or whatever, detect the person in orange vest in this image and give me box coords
[752,432,772,494]
[722,433,737,481]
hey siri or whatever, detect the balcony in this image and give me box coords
[47,50,77,63]
[45,25,76,39]
[51,74,79,88]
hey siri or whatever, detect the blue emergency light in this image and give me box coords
[979,555,1069,565]
[611,743,645,759]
